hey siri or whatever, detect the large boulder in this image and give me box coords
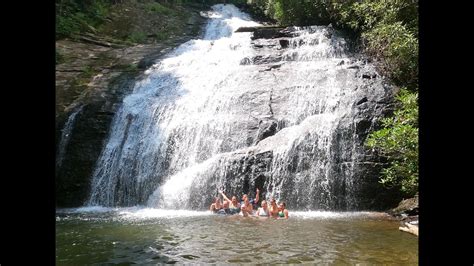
[390,194,419,216]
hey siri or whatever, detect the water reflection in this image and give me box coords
[56,209,417,264]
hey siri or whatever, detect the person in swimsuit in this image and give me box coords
[256,200,270,217]
[240,195,254,217]
[277,202,289,219]
[269,198,279,218]
[216,200,232,215]
[219,190,240,215]
[241,188,260,210]
[209,197,222,212]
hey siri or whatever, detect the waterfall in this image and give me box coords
[57,105,84,169]
[87,4,393,210]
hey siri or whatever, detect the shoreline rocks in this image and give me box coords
[389,195,419,236]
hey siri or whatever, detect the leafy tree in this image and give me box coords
[366,89,418,196]
[363,21,418,89]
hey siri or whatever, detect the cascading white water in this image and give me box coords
[88,4,392,210]
[57,105,84,169]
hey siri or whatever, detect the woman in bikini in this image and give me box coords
[277,201,289,219]
[219,190,241,215]
[209,197,222,212]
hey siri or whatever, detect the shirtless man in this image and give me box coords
[240,188,260,217]
[269,198,279,218]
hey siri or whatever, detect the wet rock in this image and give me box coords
[235,26,285,33]
[399,222,418,236]
[255,119,278,144]
[355,119,372,135]
[251,55,283,65]
[55,3,208,207]
[279,39,289,48]
[72,15,401,210]
[187,150,274,209]
[261,63,284,72]
[234,26,260,32]
[240,57,251,65]
[390,195,419,216]
[356,97,368,105]
[56,77,137,207]
[252,27,293,40]
[251,39,278,49]
[362,73,377,79]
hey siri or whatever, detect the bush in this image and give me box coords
[147,2,173,15]
[127,31,147,43]
[268,0,329,26]
[363,22,418,89]
[155,31,170,41]
[56,0,111,39]
[366,89,418,196]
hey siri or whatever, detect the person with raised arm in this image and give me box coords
[219,190,241,215]
[240,188,260,217]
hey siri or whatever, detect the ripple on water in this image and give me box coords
[180,254,200,260]
[56,208,417,264]
[227,258,253,263]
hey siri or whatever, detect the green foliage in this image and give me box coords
[267,0,330,26]
[366,89,418,196]
[127,31,147,43]
[227,0,247,6]
[147,2,173,15]
[126,64,138,71]
[324,0,419,88]
[56,2,86,38]
[56,0,111,39]
[329,1,390,31]
[363,21,418,88]
[329,0,417,32]
[155,31,171,41]
[81,65,95,77]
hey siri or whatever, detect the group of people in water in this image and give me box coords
[209,188,289,219]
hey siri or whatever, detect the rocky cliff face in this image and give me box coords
[86,2,403,211]
[60,4,403,210]
[55,1,207,207]
[165,25,402,211]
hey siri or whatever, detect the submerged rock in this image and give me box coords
[399,222,418,236]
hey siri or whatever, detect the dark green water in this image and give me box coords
[56,207,418,264]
